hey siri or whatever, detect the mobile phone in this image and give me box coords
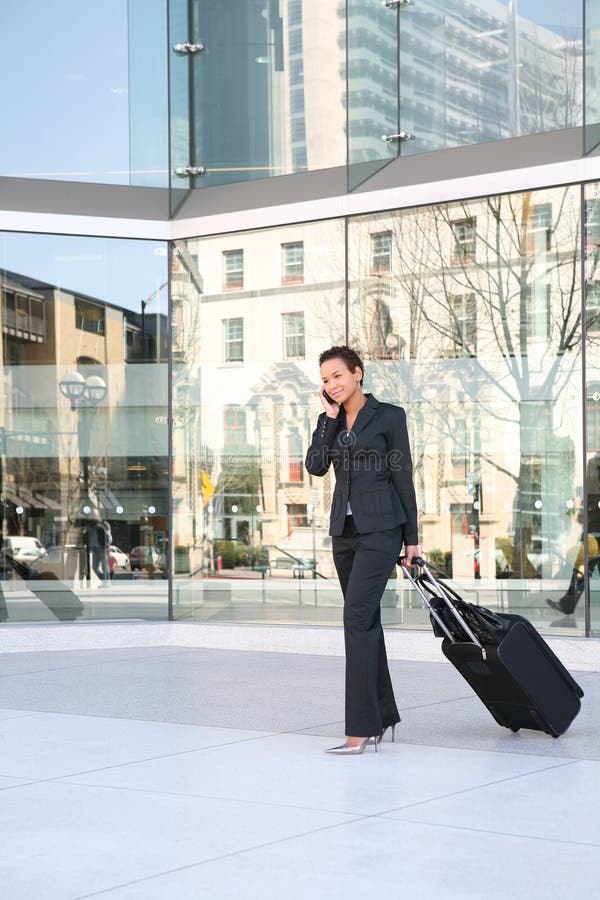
[322,390,335,404]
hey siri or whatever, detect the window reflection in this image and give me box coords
[585,183,600,633]
[0,234,169,622]
[171,220,346,621]
[349,186,584,634]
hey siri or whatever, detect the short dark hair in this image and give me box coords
[319,345,364,386]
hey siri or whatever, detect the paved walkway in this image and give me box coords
[0,646,598,899]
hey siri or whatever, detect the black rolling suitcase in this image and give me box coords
[402,557,583,737]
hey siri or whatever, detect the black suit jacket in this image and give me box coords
[305,394,418,542]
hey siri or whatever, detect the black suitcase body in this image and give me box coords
[403,560,584,737]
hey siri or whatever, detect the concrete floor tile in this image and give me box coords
[387,759,600,844]
[0,647,178,677]
[0,775,34,790]
[63,732,571,817]
[395,694,597,759]
[0,712,269,780]
[73,816,598,900]
[0,707,40,721]
[0,780,355,900]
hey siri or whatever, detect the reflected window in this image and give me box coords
[587,284,600,333]
[287,503,307,527]
[223,250,244,290]
[2,288,45,342]
[451,219,476,264]
[223,317,244,362]
[288,431,303,482]
[451,418,469,476]
[75,298,105,335]
[224,406,247,451]
[282,242,304,284]
[526,203,553,256]
[283,312,305,359]
[525,283,551,340]
[585,200,600,257]
[450,294,476,356]
[371,232,392,274]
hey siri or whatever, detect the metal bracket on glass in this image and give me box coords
[174,165,207,177]
[381,131,414,143]
[382,0,414,8]
[173,42,205,54]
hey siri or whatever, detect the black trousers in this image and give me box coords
[332,515,402,736]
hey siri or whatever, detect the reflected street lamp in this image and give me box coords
[59,372,108,501]
[59,372,108,584]
[59,373,108,411]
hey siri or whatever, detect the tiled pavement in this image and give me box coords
[0,645,598,899]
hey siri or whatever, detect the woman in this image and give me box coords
[305,346,420,755]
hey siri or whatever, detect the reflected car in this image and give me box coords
[108,545,130,572]
[129,546,162,572]
[527,536,562,575]
[3,536,46,563]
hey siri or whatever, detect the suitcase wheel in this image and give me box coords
[510,727,520,733]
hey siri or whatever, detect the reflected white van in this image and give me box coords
[3,536,46,562]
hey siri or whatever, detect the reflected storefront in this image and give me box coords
[0,233,169,622]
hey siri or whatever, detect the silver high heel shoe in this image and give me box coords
[325,736,378,755]
[370,723,398,745]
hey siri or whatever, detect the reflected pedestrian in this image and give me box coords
[305,346,420,755]
[547,510,599,616]
[84,508,112,585]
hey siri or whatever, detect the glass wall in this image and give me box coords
[349,186,584,635]
[170,219,347,622]
[0,233,169,623]
[585,0,600,153]
[0,2,584,192]
[169,0,347,195]
[585,182,600,635]
[347,0,399,189]
[170,184,588,634]
[0,1,168,186]
[396,0,583,159]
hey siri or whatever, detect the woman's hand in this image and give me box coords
[402,545,422,567]
[320,386,340,418]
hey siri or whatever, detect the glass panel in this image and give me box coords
[585,0,600,153]
[174,1,346,192]
[128,0,169,187]
[0,233,169,623]
[1,2,132,184]
[347,0,399,190]
[399,0,583,158]
[348,185,583,635]
[585,182,600,634]
[171,220,346,623]
[169,0,194,211]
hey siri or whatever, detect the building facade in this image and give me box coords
[2,0,600,636]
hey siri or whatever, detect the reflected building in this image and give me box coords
[0,267,168,564]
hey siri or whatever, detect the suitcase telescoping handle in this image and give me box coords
[400,556,483,649]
